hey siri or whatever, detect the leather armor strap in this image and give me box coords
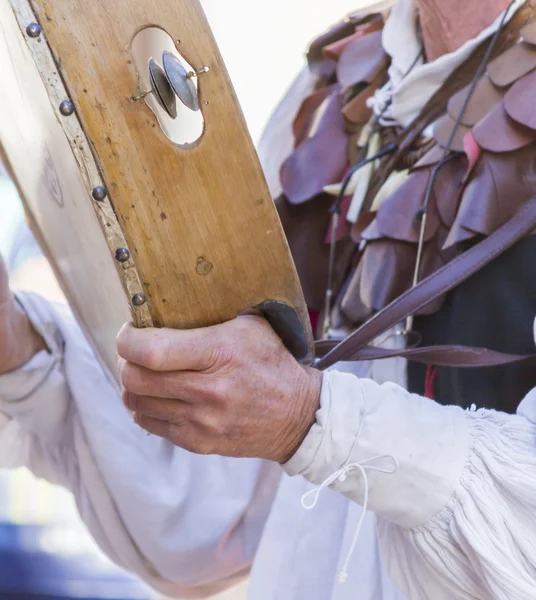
[315,196,536,370]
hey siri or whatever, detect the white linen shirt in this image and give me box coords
[1,288,536,600]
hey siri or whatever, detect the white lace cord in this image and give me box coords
[366,48,424,126]
[366,82,398,126]
[301,454,399,584]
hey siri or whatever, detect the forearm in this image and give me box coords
[0,293,47,376]
[0,292,280,596]
[0,291,69,446]
[285,371,536,598]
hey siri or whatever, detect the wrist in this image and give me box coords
[1,303,47,374]
[277,367,322,464]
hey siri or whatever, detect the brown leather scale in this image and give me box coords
[259,1,536,381]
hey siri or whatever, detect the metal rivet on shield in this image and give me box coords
[132,293,147,307]
[115,248,131,263]
[59,100,75,116]
[26,23,42,38]
[92,186,107,201]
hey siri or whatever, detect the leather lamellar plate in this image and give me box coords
[271,9,536,326]
[274,12,390,312]
[280,13,388,208]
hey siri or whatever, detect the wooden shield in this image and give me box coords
[0,0,314,383]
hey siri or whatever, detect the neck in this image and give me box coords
[416,0,514,61]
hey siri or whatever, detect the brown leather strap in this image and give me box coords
[315,196,536,370]
[316,341,536,367]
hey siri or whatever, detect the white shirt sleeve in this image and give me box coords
[284,370,536,600]
[0,291,281,599]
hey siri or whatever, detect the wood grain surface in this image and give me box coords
[1,0,147,382]
[25,0,313,359]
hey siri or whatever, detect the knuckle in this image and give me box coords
[209,377,233,404]
[202,329,237,368]
[207,339,230,368]
[198,409,229,437]
[141,331,172,371]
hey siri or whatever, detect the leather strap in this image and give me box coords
[315,196,536,370]
[315,342,536,367]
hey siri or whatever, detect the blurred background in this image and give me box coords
[203,0,378,142]
[0,0,374,598]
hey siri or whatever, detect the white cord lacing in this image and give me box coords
[366,81,398,126]
[301,452,398,583]
[366,48,424,126]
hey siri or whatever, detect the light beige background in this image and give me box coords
[202,0,389,141]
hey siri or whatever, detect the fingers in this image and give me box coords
[116,322,226,372]
[117,356,215,401]
[125,387,231,439]
[117,313,314,461]
[133,413,216,456]
[116,315,278,374]
[123,389,190,422]
[133,413,173,439]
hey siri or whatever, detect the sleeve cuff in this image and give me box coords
[14,290,65,356]
[0,292,70,441]
[0,291,64,404]
[283,370,470,528]
[0,350,56,404]
[283,372,339,477]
